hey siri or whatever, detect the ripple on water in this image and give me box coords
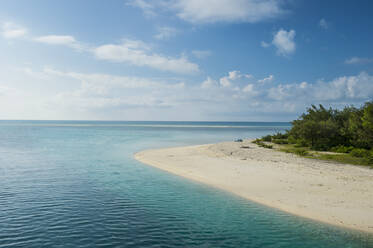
[0,122,373,248]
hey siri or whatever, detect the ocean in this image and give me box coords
[0,121,372,247]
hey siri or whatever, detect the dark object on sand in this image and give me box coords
[235,139,243,142]
[240,146,250,149]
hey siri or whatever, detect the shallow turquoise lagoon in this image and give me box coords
[0,121,372,247]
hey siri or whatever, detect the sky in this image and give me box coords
[0,0,373,121]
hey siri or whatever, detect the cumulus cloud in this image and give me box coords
[319,18,329,29]
[5,66,373,121]
[267,72,373,101]
[94,39,199,74]
[272,29,296,56]
[33,35,85,50]
[154,26,179,40]
[242,83,255,93]
[345,57,373,65]
[314,72,373,100]
[2,21,197,74]
[129,0,286,24]
[219,70,241,87]
[1,22,27,39]
[258,75,274,83]
[201,77,217,88]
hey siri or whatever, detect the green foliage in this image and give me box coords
[262,135,272,142]
[272,139,288,144]
[288,101,373,151]
[271,132,289,139]
[330,145,354,153]
[252,139,273,149]
[281,148,309,156]
[316,153,373,167]
[350,148,370,158]
[258,101,373,166]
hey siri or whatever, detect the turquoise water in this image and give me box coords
[0,121,372,248]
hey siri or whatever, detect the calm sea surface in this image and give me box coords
[0,121,372,247]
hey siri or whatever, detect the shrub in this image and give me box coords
[272,132,288,139]
[295,139,308,147]
[262,135,272,142]
[281,148,308,156]
[294,148,309,156]
[330,145,354,153]
[272,139,288,144]
[312,143,329,151]
[350,148,370,158]
[262,144,273,149]
[287,135,297,144]
[252,139,272,149]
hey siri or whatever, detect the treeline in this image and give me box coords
[262,101,373,163]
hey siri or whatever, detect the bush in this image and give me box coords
[330,145,354,153]
[272,139,288,144]
[262,144,273,149]
[252,139,273,149]
[312,143,329,151]
[262,135,272,142]
[272,132,289,139]
[282,148,309,156]
[350,148,370,158]
[294,148,309,156]
[287,135,297,144]
[295,139,308,147]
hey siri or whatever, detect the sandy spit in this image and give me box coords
[134,140,373,233]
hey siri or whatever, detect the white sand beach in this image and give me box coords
[135,140,373,233]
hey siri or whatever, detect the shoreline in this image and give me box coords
[135,140,373,234]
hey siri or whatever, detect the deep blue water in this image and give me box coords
[0,121,372,248]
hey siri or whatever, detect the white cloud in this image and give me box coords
[219,70,241,87]
[34,35,76,45]
[201,77,217,88]
[229,70,242,80]
[2,22,197,74]
[319,18,329,29]
[242,83,254,93]
[127,0,157,16]
[261,41,270,48]
[3,66,373,121]
[345,57,373,65]
[34,35,85,50]
[192,50,212,59]
[267,72,373,101]
[219,77,231,87]
[154,26,178,40]
[94,39,199,74]
[272,29,296,56]
[258,75,274,83]
[1,22,27,39]
[0,86,17,96]
[43,67,182,90]
[217,70,253,88]
[299,81,308,89]
[129,0,286,24]
[314,72,373,100]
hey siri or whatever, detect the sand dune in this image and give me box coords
[135,140,373,233]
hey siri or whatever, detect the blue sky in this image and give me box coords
[0,0,372,121]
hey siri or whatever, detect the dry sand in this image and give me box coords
[134,140,373,233]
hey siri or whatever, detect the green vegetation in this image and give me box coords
[257,101,373,167]
[252,139,273,149]
[280,147,309,156]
